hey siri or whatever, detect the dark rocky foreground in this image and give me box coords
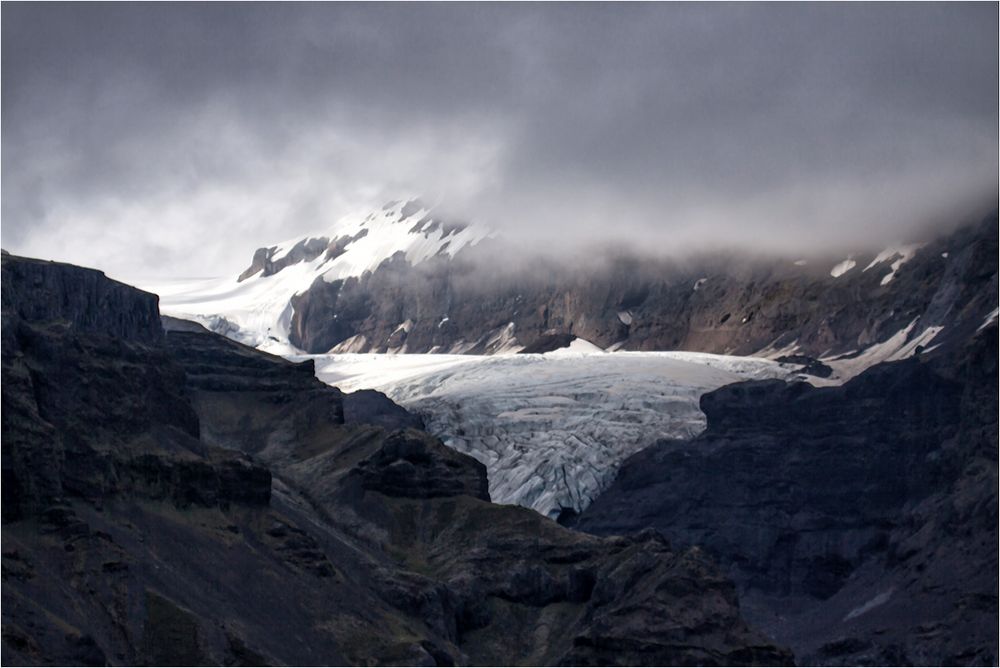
[575,325,999,665]
[286,212,997,356]
[1,253,791,666]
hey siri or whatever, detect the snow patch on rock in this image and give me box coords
[830,257,857,278]
[844,589,895,622]
[544,337,605,355]
[821,318,944,381]
[863,243,924,286]
[978,308,999,332]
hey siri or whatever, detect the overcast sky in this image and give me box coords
[2,3,997,280]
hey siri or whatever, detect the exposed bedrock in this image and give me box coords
[1,257,268,521]
[2,254,163,344]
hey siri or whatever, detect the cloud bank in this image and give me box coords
[2,3,997,279]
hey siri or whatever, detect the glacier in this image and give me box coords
[300,348,795,519]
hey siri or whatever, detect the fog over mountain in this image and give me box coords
[2,3,997,280]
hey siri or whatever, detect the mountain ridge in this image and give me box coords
[146,205,997,380]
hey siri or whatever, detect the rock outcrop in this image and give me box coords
[3,255,163,343]
[350,429,491,500]
[576,326,999,665]
[1,257,269,521]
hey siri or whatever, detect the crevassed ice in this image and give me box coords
[305,350,793,519]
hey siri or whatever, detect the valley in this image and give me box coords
[4,5,997,665]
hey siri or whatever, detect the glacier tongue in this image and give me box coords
[305,350,793,519]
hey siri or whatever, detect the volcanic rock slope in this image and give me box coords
[150,203,997,364]
[1,253,792,666]
[575,324,1000,665]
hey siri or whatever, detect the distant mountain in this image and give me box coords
[149,204,998,380]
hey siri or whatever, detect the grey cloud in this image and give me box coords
[2,3,996,279]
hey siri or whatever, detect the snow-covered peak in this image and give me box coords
[243,199,492,284]
[143,199,493,350]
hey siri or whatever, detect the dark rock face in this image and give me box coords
[238,231,373,282]
[775,354,833,378]
[576,327,999,665]
[1,256,269,521]
[2,254,163,344]
[287,214,997,355]
[237,236,329,282]
[165,327,323,394]
[518,332,576,354]
[3,253,789,666]
[343,389,425,430]
[351,429,490,500]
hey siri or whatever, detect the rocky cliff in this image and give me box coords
[2,253,791,666]
[3,254,163,344]
[575,326,999,665]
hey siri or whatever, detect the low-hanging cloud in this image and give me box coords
[2,3,997,280]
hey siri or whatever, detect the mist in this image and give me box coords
[2,3,997,281]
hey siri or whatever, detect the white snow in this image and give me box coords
[617,310,633,325]
[755,337,801,359]
[693,278,708,291]
[545,337,605,354]
[821,318,944,381]
[863,243,923,286]
[978,308,999,332]
[317,203,490,284]
[793,259,808,266]
[139,200,491,350]
[328,334,368,353]
[481,322,523,354]
[844,589,894,621]
[302,350,793,518]
[830,258,857,278]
